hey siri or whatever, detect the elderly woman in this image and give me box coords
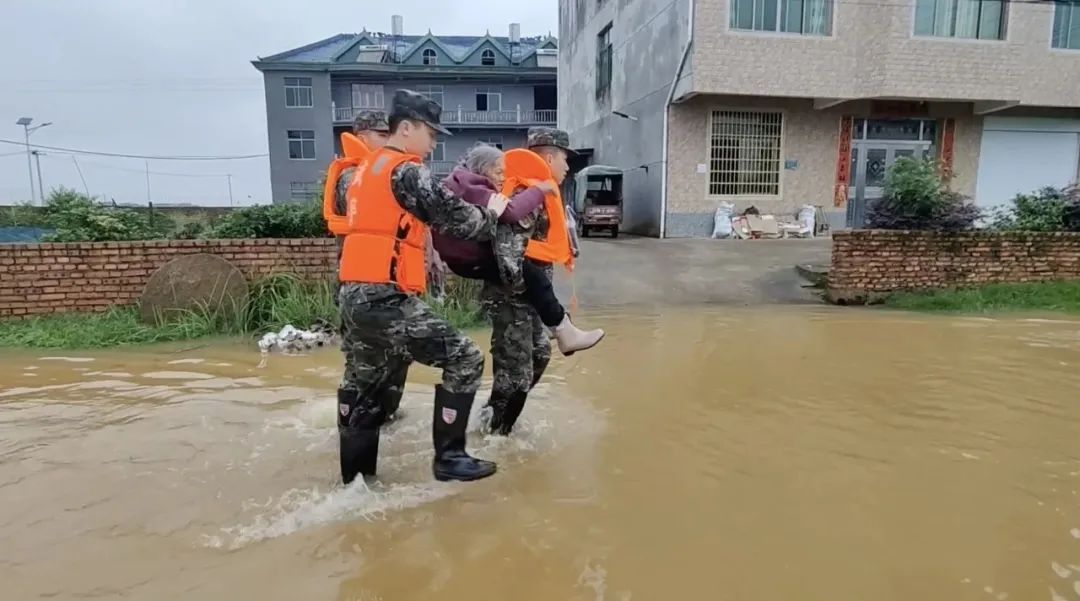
[434,143,603,356]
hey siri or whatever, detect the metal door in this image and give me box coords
[847,142,932,228]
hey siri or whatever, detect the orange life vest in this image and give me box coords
[502,148,575,272]
[338,147,429,294]
[323,133,372,236]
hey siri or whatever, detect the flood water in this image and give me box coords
[3,307,1080,600]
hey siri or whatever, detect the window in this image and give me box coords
[914,0,1006,40]
[351,84,384,109]
[431,141,446,162]
[415,85,445,108]
[287,130,316,160]
[289,181,318,202]
[596,24,613,100]
[729,0,833,35]
[422,48,438,65]
[481,49,496,66]
[1053,1,1080,49]
[284,77,313,108]
[852,119,937,142]
[708,110,783,197]
[478,136,504,150]
[475,87,502,111]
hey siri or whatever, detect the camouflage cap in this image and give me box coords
[526,127,577,155]
[389,89,452,136]
[353,110,390,133]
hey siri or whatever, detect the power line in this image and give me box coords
[0,138,267,161]
[11,88,263,94]
[41,153,231,178]
[0,151,27,158]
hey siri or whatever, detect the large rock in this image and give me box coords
[138,254,248,324]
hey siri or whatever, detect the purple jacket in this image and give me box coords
[433,168,546,265]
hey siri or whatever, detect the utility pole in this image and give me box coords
[71,156,90,197]
[226,174,234,206]
[32,151,45,203]
[145,160,152,203]
[15,117,52,205]
[22,124,34,204]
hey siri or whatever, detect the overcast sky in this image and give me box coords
[0,0,558,207]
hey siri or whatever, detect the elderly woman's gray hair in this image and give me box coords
[461,143,504,176]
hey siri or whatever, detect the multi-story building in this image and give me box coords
[560,0,1080,237]
[253,16,558,203]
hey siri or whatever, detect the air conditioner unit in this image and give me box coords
[536,48,558,68]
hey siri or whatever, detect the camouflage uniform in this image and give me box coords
[483,127,574,435]
[333,111,396,412]
[339,160,496,405]
[492,203,537,294]
[338,90,500,485]
[483,210,554,392]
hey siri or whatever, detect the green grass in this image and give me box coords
[883,281,1080,314]
[0,274,487,350]
[0,307,216,349]
[431,276,487,331]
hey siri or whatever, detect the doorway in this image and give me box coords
[534,85,557,111]
[846,119,937,228]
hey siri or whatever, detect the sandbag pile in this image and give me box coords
[258,321,339,355]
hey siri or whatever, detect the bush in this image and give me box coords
[172,221,206,240]
[203,202,327,239]
[40,188,173,242]
[993,185,1080,232]
[0,203,50,227]
[866,158,981,231]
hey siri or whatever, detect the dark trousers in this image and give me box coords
[446,256,565,328]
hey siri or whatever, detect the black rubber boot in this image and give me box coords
[380,388,404,424]
[487,389,528,436]
[338,388,382,485]
[432,385,497,482]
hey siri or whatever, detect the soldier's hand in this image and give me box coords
[487,193,510,217]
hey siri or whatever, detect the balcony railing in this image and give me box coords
[333,105,556,126]
[427,161,456,176]
[443,109,557,125]
[334,105,361,123]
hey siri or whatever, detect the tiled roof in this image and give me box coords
[258,32,556,65]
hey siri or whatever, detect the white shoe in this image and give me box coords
[551,315,605,356]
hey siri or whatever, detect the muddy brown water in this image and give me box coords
[3,307,1080,600]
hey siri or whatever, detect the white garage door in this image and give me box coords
[975,117,1080,210]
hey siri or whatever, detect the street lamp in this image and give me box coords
[16,117,52,205]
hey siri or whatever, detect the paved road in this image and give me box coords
[552,236,832,309]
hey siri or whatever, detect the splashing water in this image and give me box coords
[205,382,597,549]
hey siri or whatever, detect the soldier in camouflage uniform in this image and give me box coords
[337,90,511,484]
[333,111,391,220]
[482,127,577,435]
[332,111,403,421]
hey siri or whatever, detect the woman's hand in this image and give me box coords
[486,193,510,217]
[535,181,558,195]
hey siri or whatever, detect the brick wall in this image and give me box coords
[828,230,1080,304]
[0,239,337,319]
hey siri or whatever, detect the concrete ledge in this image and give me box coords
[664,212,715,238]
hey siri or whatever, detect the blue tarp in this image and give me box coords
[0,227,53,243]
